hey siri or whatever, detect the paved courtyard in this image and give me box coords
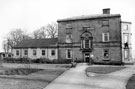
[44,63,135,89]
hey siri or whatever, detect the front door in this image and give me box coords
[85,53,90,63]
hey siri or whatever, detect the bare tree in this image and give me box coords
[3,29,31,52]
[46,22,58,38]
[32,27,47,39]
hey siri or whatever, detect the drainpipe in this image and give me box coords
[120,21,123,64]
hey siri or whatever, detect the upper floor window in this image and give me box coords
[66,34,72,43]
[66,28,72,34]
[102,20,109,27]
[16,50,19,56]
[124,34,129,43]
[124,50,128,59]
[66,49,72,59]
[42,50,45,56]
[24,49,28,56]
[83,27,90,31]
[102,33,109,42]
[103,49,109,58]
[66,24,72,28]
[123,25,128,30]
[124,34,129,49]
[81,31,93,49]
[51,50,55,56]
[33,49,36,56]
[85,39,90,48]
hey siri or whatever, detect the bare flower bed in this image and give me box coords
[86,66,126,74]
[0,68,43,75]
[0,67,67,89]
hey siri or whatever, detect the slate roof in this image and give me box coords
[57,14,121,22]
[13,38,58,48]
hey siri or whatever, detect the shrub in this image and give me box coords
[31,58,51,63]
[63,59,72,64]
[52,59,59,64]
[3,57,31,63]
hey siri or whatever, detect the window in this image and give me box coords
[102,33,109,42]
[33,50,36,56]
[66,28,72,34]
[24,50,28,56]
[66,34,72,43]
[102,20,109,26]
[124,34,129,48]
[16,50,19,56]
[124,34,129,43]
[8,55,11,57]
[124,50,128,59]
[83,27,90,31]
[42,50,45,56]
[3,54,5,57]
[123,25,128,30]
[85,39,89,48]
[66,50,72,59]
[103,49,109,58]
[66,24,72,28]
[51,50,55,56]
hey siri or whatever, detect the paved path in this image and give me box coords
[44,63,135,89]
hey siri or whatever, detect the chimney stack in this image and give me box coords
[103,8,110,14]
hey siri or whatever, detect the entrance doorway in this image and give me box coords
[84,53,93,64]
[85,53,90,63]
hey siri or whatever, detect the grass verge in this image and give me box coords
[126,74,135,89]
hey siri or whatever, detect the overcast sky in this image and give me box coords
[0,0,134,56]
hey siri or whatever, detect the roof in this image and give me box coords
[121,21,132,24]
[13,38,58,48]
[0,52,12,55]
[57,14,121,22]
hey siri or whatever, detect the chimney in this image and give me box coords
[103,8,110,14]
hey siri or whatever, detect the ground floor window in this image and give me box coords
[42,50,45,56]
[16,50,19,56]
[66,49,72,59]
[24,49,28,56]
[33,49,36,56]
[103,49,109,58]
[51,50,55,56]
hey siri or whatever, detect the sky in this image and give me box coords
[0,0,134,56]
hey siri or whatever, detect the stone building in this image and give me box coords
[57,8,132,64]
[12,38,58,60]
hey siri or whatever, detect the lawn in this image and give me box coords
[86,66,126,74]
[126,74,135,89]
[0,66,68,89]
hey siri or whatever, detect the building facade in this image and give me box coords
[121,21,132,63]
[12,8,132,64]
[57,8,132,64]
[12,38,58,60]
